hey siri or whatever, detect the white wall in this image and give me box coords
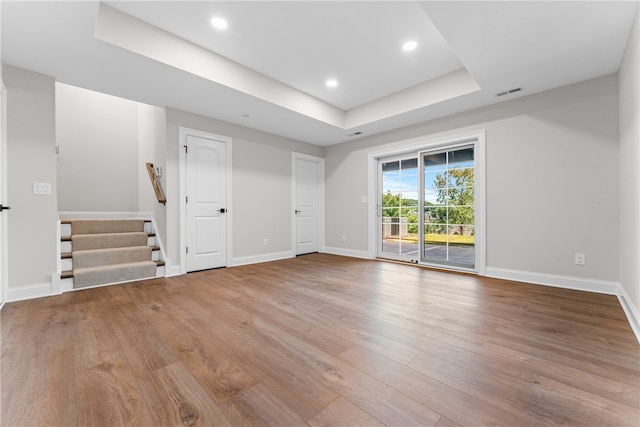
[56,84,168,254]
[619,9,640,335]
[138,103,168,249]
[3,65,57,290]
[164,108,322,267]
[325,75,620,285]
[56,83,139,212]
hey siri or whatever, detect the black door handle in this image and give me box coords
[217,208,226,213]
[295,209,301,214]
[0,205,10,212]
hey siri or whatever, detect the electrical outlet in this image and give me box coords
[575,253,586,265]
[263,238,269,246]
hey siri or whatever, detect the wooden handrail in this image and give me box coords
[145,162,166,204]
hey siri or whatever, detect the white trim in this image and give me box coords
[60,277,73,293]
[1,83,7,306]
[53,221,62,294]
[486,266,639,344]
[58,211,154,219]
[486,267,620,294]
[62,275,159,294]
[367,129,486,274]
[179,127,233,275]
[232,251,294,267]
[164,263,181,277]
[6,282,53,302]
[291,152,325,256]
[617,285,640,344]
[150,218,167,269]
[323,246,372,260]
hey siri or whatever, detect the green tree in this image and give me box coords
[382,191,419,234]
[433,168,474,235]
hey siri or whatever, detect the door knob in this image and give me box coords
[217,208,226,213]
[295,209,301,213]
[0,205,10,212]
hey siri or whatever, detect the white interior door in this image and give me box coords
[185,133,228,272]
[293,153,324,255]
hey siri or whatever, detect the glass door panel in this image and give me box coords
[421,146,475,269]
[380,157,419,261]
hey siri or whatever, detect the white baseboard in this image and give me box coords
[617,285,640,344]
[231,251,294,267]
[6,282,53,302]
[485,267,620,295]
[486,267,639,344]
[323,246,372,259]
[165,263,181,277]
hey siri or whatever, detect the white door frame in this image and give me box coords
[1,83,7,307]
[367,130,486,275]
[179,127,233,275]
[291,152,325,255]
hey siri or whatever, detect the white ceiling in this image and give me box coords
[2,1,638,146]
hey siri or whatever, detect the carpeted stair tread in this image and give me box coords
[64,247,159,259]
[72,246,152,269]
[73,261,157,289]
[60,218,164,289]
[68,219,146,235]
[62,260,165,280]
[71,232,149,251]
[62,232,156,245]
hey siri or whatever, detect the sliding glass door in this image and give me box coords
[378,144,477,270]
[421,146,475,269]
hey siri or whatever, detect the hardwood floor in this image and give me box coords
[2,253,639,426]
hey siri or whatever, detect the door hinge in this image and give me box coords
[186,196,188,204]
[186,246,189,254]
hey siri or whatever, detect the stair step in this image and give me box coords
[61,260,164,280]
[59,218,164,286]
[61,232,155,242]
[61,246,159,260]
[61,219,151,225]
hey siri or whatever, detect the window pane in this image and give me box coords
[382,207,397,218]
[423,224,447,261]
[401,158,418,169]
[449,148,474,165]
[447,206,474,225]
[423,152,446,168]
[424,206,446,225]
[382,161,400,172]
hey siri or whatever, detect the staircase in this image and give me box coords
[60,218,165,290]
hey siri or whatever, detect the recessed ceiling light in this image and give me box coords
[210,16,228,30]
[326,79,338,88]
[402,40,418,52]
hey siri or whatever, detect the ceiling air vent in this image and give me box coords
[347,131,363,137]
[496,87,523,97]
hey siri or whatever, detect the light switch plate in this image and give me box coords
[33,182,51,195]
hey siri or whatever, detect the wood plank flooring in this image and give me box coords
[2,253,639,426]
